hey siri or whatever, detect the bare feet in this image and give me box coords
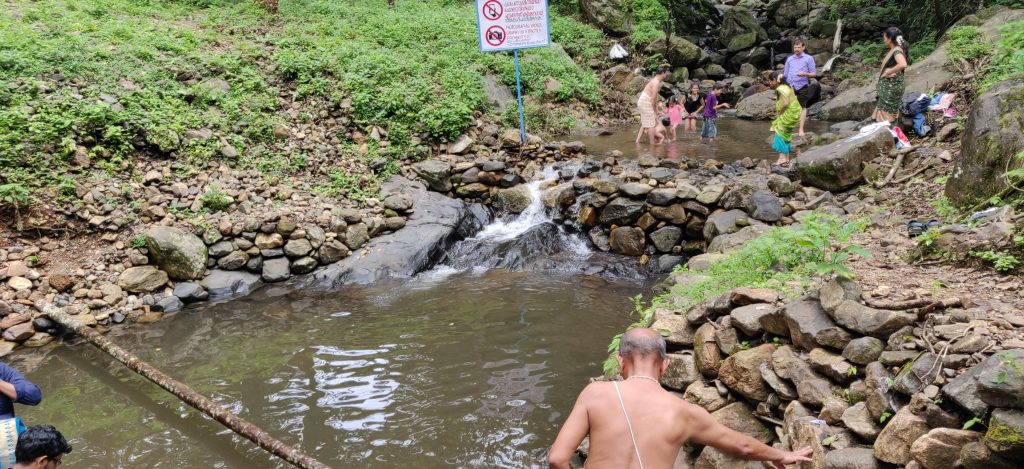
[798,130,805,137]
[775,155,790,166]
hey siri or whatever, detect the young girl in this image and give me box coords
[666,96,684,141]
[683,82,704,132]
[768,70,802,166]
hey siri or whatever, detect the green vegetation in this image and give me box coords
[130,234,148,249]
[0,0,602,192]
[0,183,33,230]
[602,213,871,376]
[198,184,232,212]
[982,20,1024,89]
[945,26,992,65]
[970,250,1021,272]
[630,0,670,47]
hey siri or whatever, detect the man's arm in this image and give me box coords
[783,58,791,80]
[687,404,811,468]
[804,56,817,78]
[549,386,592,469]
[0,364,41,406]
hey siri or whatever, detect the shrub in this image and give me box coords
[199,184,233,212]
[981,20,1024,90]
[945,26,992,65]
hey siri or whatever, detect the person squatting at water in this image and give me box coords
[636,65,671,144]
[12,425,72,469]
[768,70,802,167]
[548,328,813,469]
[0,363,41,420]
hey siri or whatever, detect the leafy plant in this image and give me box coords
[131,235,148,249]
[970,250,1020,272]
[199,185,233,212]
[963,416,985,430]
[0,183,33,230]
[880,410,893,423]
[946,26,992,67]
[25,255,39,266]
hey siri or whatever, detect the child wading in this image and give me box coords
[768,71,801,166]
[666,96,683,141]
[683,82,704,132]
[701,82,729,142]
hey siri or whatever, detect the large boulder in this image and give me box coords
[609,226,646,256]
[719,344,774,401]
[796,124,894,191]
[145,226,208,280]
[711,402,773,444]
[644,34,702,68]
[911,428,983,469]
[411,160,453,192]
[976,349,1024,409]
[946,78,1024,206]
[874,404,930,465]
[735,90,777,120]
[771,0,812,28]
[600,197,646,226]
[719,6,766,48]
[827,299,915,339]
[493,185,533,214]
[985,408,1024,458]
[580,0,632,35]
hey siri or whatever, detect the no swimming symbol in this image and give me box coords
[485,25,505,46]
[482,0,503,21]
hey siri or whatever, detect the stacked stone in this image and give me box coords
[625,273,1024,469]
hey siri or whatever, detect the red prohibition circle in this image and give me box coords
[482,1,503,21]
[485,25,506,47]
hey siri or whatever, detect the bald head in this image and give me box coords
[618,328,666,361]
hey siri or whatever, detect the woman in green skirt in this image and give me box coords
[768,71,801,166]
[874,27,909,123]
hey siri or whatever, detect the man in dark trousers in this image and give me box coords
[549,328,812,469]
[0,363,42,420]
[783,38,818,137]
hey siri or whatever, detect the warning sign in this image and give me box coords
[476,0,550,52]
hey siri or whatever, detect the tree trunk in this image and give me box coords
[43,305,332,469]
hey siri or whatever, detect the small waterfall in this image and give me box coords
[419,167,594,279]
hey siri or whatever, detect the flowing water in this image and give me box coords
[571,116,830,162]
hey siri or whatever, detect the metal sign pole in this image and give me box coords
[514,49,526,144]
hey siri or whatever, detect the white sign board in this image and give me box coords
[476,0,550,52]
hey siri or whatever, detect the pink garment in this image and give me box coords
[667,104,683,126]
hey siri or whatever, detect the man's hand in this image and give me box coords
[771,447,813,468]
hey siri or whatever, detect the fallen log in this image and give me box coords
[43,304,332,469]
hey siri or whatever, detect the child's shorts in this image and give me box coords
[700,117,718,138]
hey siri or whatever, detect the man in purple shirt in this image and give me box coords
[783,39,817,136]
[0,363,42,420]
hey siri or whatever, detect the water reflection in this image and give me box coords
[15,271,645,468]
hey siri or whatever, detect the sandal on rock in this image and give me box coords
[926,219,941,231]
[907,220,926,238]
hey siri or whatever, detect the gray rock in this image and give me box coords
[493,185,533,214]
[711,402,773,444]
[172,282,207,302]
[383,193,414,212]
[644,33,701,68]
[976,349,1024,409]
[290,256,317,275]
[412,160,453,192]
[843,337,885,365]
[784,298,853,351]
[747,190,782,222]
[201,270,260,298]
[729,303,777,336]
[797,377,836,406]
[261,257,291,283]
[684,380,728,413]
[447,134,474,154]
[693,445,764,469]
[317,240,350,264]
[703,209,746,239]
[661,353,699,391]
[208,240,234,258]
[809,348,856,382]
[619,182,652,197]
[650,226,682,253]
[984,408,1024,457]
[216,250,249,270]
[796,124,894,191]
[911,428,983,469]
[759,362,796,400]
[145,226,208,280]
[646,188,678,206]
[344,223,370,250]
[155,295,183,313]
[735,90,776,120]
[829,299,916,339]
[284,238,313,258]
[651,314,695,348]
[580,0,632,35]
[599,197,646,226]
[874,405,930,465]
[841,402,881,441]
[311,177,470,285]
[823,447,880,469]
[541,183,575,208]
[117,266,168,293]
[892,353,941,396]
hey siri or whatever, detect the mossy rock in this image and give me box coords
[985,409,1024,457]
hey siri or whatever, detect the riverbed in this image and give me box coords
[14,271,644,468]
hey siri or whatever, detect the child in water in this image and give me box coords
[666,96,684,141]
[700,82,729,143]
[683,82,704,132]
[768,70,802,166]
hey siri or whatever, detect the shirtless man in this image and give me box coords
[635,65,671,144]
[549,328,813,469]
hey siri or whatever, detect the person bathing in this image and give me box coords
[666,96,683,141]
[683,81,704,133]
[635,65,671,144]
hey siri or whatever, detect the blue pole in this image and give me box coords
[514,49,526,144]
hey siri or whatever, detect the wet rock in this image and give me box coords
[493,185,532,214]
[874,404,930,465]
[290,257,317,275]
[155,295,183,313]
[146,226,208,280]
[201,270,260,298]
[841,402,881,441]
[911,428,982,469]
[216,251,249,270]
[661,353,699,390]
[261,257,291,283]
[23,333,53,348]
[172,282,208,302]
[599,197,645,226]
[117,266,168,293]
[317,240,350,264]
[985,408,1024,457]
[412,160,453,192]
[842,337,885,365]
[784,297,853,350]
[712,402,773,444]
[2,323,34,342]
[642,223,681,252]
[976,349,1024,409]
[719,344,774,401]
[609,226,646,256]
